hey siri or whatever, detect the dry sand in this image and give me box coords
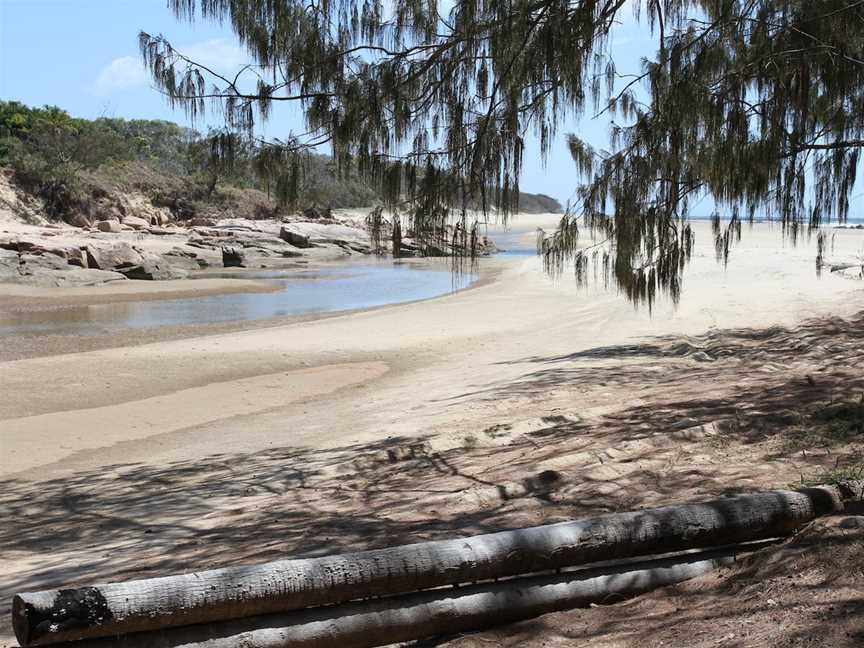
[1,217,863,646]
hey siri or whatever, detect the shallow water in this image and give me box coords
[0,261,477,336]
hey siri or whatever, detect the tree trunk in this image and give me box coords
[29,546,750,648]
[12,484,853,646]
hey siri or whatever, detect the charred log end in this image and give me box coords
[13,588,114,647]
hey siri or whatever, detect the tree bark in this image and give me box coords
[12,484,853,646]
[30,546,749,648]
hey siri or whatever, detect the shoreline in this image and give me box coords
[0,276,281,309]
[0,256,504,362]
[2,220,863,471]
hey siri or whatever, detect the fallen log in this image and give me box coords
[12,483,856,646]
[33,545,750,648]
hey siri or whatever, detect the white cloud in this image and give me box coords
[91,38,248,97]
[177,39,248,75]
[92,56,147,95]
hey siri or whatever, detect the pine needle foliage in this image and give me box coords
[142,1,864,304]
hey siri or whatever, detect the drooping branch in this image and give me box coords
[141,1,864,303]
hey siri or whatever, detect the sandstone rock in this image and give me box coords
[222,246,246,268]
[20,267,128,287]
[96,220,123,233]
[85,242,144,270]
[115,261,188,281]
[0,246,130,286]
[0,240,89,267]
[67,212,92,229]
[122,215,150,230]
[279,226,312,248]
[65,248,88,268]
[190,217,216,227]
[165,249,207,271]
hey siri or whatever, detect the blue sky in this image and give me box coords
[0,0,659,207]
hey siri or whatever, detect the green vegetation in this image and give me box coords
[0,101,560,225]
[141,1,864,304]
[0,101,379,223]
[798,461,864,488]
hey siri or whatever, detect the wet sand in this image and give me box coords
[0,276,280,309]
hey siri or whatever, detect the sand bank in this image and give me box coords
[1,219,862,477]
[0,276,279,308]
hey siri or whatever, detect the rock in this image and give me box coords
[67,212,92,229]
[122,215,150,230]
[165,249,207,271]
[279,226,312,248]
[190,217,216,227]
[65,248,88,268]
[55,268,128,286]
[0,247,127,287]
[302,207,321,220]
[0,240,89,268]
[85,242,144,270]
[222,246,246,268]
[691,351,715,363]
[96,220,123,233]
[115,262,188,281]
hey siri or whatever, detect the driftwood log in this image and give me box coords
[12,483,854,646]
[29,547,748,648]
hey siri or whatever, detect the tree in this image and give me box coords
[141,1,864,303]
[0,102,134,219]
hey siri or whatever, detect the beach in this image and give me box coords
[1,216,863,645]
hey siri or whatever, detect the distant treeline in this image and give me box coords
[0,101,561,223]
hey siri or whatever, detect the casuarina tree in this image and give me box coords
[141,1,864,304]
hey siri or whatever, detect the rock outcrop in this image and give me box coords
[96,220,123,233]
[279,226,312,248]
[222,247,246,268]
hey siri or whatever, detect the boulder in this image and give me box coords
[279,226,312,248]
[0,249,127,287]
[190,217,216,227]
[0,240,88,267]
[67,212,92,229]
[115,261,188,281]
[96,220,123,233]
[165,248,207,271]
[222,246,246,268]
[85,242,144,270]
[65,247,88,268]
[122,215,150,230]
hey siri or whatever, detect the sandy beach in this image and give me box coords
[1,217,863,645]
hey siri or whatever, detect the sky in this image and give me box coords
[0,0,659,208]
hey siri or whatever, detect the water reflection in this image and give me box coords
[0,262,476,336]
